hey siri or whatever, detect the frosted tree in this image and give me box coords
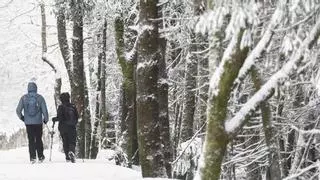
[90,15,107,159]
[40,0,61,109]
[113,0,139,166]
[55,0,93,159]
[136,0,168,177]
[195,0,320,179]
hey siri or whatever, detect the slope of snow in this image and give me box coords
[0,146,143,180]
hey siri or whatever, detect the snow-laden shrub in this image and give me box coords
[96,145,128,166]
[173,137,203,179]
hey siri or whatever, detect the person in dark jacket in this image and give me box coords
[16,82,49,163]
[53,92,78,163]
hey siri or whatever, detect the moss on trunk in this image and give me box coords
[114,16,139,165]
[202,30,249,179]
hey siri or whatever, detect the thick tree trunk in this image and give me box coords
[70,0,91,159]
[114,17,138,166]
[136,0,167,177]
[200,29,249,179]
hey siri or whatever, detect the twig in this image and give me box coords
[0,0,13,9]
[9,5,37,24]
[42,57,57,73]
[274,5,320,32]
[171,122,206,165]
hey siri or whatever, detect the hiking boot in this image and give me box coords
[38,155,45,163]
[30,159,36,164]
[68,151,76,163]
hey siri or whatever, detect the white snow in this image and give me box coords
[0,146,168,180]
[236,5,284,84]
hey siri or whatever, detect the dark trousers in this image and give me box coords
[26,124,44,160]
[60,125,76,160]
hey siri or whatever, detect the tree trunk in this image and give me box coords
[180,46,197,142]
[56,0,72,86]
[90,51,101,159]
[251,67,281,180]
[114,16,139,166]
[245,122,262,180]
[180,0,206,142]
[136,0,167,177]
[158,37,172,177]
[196,45,209,132]
[200,29,249,179]
[90,19,106,159]
[70,0,91,159]
[100,19,108,149]
[41,1,61,109]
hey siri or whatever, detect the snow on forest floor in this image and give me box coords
[0,146,169,180]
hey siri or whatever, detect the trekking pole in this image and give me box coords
[45,121,55,161]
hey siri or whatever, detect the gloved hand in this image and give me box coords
[52,117,58,122]
[43,120,48,124]
[21,116,24,122]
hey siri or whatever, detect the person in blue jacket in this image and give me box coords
[16,82,49,163]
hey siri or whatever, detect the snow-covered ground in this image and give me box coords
[0,146,144,180]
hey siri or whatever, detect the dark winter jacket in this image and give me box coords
[57,102,79,132]
[16,82,49,125]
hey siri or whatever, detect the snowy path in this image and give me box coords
[0,147,142,180]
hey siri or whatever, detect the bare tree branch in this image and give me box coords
[226,16,320,135]
[9,5,37,24]
[0,0,13,9]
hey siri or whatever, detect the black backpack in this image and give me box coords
[62,104,78,125]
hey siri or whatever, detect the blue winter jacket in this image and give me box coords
[16,82,49,125]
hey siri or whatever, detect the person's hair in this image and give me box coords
[60,92,70,104]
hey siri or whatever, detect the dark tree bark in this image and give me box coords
[157,4,172,177]
[158,37,172,177]
[136,0,167,177]
[70,0,91,159]
[180,42,197,142]
[114,16,138,166]
[201,29,249,179]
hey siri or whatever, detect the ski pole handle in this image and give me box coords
[52,121,56,129]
